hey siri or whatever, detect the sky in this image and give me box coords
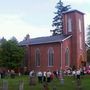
[0,0,90,41]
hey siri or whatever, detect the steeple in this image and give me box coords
[63,10,86,67]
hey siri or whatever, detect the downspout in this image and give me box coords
[60,41,63,70]
[60,41,64,82]
[26,45,30,71]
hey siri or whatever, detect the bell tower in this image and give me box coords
[63,10,86,68]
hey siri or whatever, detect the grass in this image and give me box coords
[0,75,90,90]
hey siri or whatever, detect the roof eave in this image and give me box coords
[61,35,72,42]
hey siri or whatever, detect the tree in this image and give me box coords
[0,40,24,69]
[51,0,71,35]
[87,49,90,64]
[10,36,18,43]
[86,25,90,64]
[86,25,90,46]
[24,34,30,40]
[0,37,6,46]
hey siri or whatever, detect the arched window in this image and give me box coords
[79,19,82,32]
[65,48,70,66]
[80,35,82,49]
[35,48,40,66]
[48,48,54,66]
[67,17,72,32]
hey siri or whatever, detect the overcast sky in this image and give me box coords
[0,0,90,41]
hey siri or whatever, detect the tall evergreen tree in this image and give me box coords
[51,0,71,35]
[86,25,90,46]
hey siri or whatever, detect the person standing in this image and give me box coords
[76,68,81,80]
[43,71,46,82]
[29,70,36,85]
[46,71,51,82]
[37,71,43,83]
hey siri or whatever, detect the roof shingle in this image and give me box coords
[19,34,72,46]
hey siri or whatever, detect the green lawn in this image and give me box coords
[0,75,90,90]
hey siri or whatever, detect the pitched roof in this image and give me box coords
[19,34,72,46]
[63,9,84,15]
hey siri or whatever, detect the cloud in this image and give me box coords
[84,12,90,37]
[0,0,89,41]
[0,14,51,41]
[63,0,90,5]
[84,12,90,27]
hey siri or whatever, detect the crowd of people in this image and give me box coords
[29,67,87,84]
[0,69,16,79]
[63,66,86,79]
[0,66,87,82]
[29,70,54,83]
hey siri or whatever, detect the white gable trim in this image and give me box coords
[61,35,72,42]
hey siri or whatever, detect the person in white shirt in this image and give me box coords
[29,70,34,77]
[37,71,42,83]
[46,70,51,82]
[72,70,76,79]
[43,71,46,82]
[76,69,81,79]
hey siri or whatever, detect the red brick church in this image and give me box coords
[20,10,86,72]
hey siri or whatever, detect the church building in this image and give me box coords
[20,10,86,72]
